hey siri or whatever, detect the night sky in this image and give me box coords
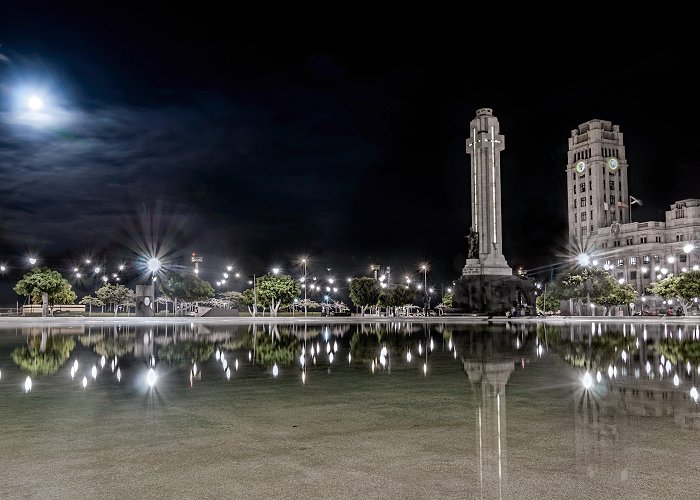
[1,6,698,301]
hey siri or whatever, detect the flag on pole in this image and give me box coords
[630,195,643,206]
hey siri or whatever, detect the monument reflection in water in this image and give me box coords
[0,321,699,498]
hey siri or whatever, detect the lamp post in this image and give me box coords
[302,259,307,317]
[253,273,257,317]
[421,264,428,316]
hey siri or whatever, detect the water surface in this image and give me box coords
[1,321,698,499]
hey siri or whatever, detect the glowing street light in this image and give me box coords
[94,267,101,274]
[28,257,37,265]
[577,253,591,267]
[684,244,695,254]
[147,257,161,274]
[227,265,233,271]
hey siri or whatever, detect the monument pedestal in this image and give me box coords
[462,256,512,277]
[454,274,536,315]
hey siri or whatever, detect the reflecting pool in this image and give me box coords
[1,321,699,498]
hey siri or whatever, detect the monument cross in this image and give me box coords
[455,108,535,314]
[463,108,511,276]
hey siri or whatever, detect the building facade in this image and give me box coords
[567,119,700,299]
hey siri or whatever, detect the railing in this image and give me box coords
[21,304,86,315]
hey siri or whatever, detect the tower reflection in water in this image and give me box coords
[461,327,522,500]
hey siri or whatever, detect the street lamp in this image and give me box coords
[420,264,429,316]
[28,257,37,265]
[301,259,308,317]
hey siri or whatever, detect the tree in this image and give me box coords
[379,286,415,315]
[649,271,700,315]
[551,268,616,315]
[597,283,637,315]
[159,273,215,316]
[441,291,454,308]
[255,273,301,316]
[536,292,560,315]
[96,283,136,316]
[221,291,245,309]
[237,288,258,315]
[349,277,380,316]
[14,267,75,317]
[79,295,104,316]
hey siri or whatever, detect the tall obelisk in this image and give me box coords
[463,108,512,276]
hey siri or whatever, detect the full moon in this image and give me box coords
[28,95,43,111]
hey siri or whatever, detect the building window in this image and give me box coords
[610,195,615,205]
[590,224,593,232]
[680,254,687,263]
[640,236,647,244]
[581,227,587,236]
[609,180,615,190]
[589,180,592,190]
[630,256,637,265]
[581,197,587,207]
[617,258,624,267]
[656,236,662,243]
[676,234,685,241]
[676,208,685,218]
[605,260,611,267]
[581,212,587,221]
[643,255,650,264]
[574,184,576,194]
[626,238,633,245]
[630,271,637,280]
[574,199,577,208]
[580,183,586,193]
[614,240,621,247]
[653,255,659,263]
[574,213,577,222]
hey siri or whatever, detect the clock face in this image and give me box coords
[575,160,586,173]
[144,297,151,306]
[608,157,619,171]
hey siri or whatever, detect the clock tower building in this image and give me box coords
[567,119,629,242]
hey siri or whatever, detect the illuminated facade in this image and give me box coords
[566,119,700,296]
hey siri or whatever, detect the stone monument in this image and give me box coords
[135,284,155,317]
[454,108,535,314]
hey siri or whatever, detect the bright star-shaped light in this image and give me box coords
[147,257,161,273]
